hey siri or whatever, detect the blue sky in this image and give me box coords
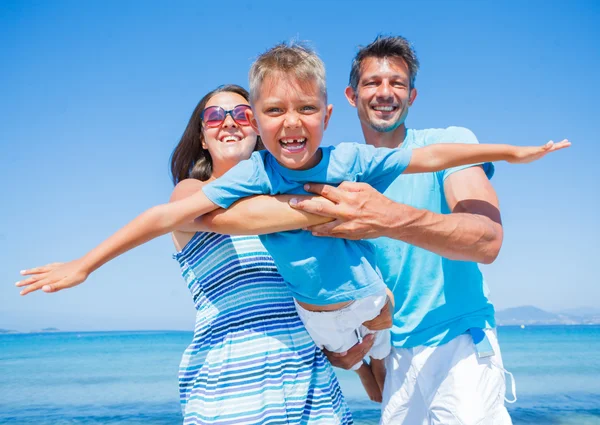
[1,1,598,331]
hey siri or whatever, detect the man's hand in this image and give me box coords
[322,334,375,370]
[289,181,398,239]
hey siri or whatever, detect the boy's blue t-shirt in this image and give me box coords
[370,126,497,348]
[202,142,412,305]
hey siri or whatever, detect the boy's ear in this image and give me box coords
[344,86,357,107]
[323,104,333,130]
[246,109,260,134]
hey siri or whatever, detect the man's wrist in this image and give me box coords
[383,201,429,241]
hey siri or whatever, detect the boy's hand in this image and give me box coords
[16,260,89,295]
[508,139,570,163]
[322,334,375,370]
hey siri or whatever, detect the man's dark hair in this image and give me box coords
[349,35,420,91]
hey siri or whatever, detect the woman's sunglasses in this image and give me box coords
[201,104,251,128]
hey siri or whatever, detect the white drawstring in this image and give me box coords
[503,368,517,403]
[491,360,517,403]
[354,328,363,344]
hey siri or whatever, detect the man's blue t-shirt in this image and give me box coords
[202,142,412,305]
[370,126,496,348]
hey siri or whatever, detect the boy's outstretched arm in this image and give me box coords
[405,140,570,174]
[16,191,219,295]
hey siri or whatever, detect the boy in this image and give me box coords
[17,42,569,402]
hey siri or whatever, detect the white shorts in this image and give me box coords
[381,329,514,425]
[294,292,391,371]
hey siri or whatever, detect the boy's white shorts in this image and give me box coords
[294,291,391,370]
[381,328,514,425]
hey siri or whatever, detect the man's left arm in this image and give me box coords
[292,165,503,264]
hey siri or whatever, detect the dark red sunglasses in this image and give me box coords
[201,104,251,128]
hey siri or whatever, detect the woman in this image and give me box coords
[168,84,352,424]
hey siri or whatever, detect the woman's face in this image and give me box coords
[201,92,258,174]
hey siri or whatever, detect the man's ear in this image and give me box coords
[408,87,418,106]
[344,86,357,107]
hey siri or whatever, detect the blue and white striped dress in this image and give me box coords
[174,232,353,425]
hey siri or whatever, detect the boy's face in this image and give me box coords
[247,73,333,170]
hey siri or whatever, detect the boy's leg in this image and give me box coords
[360,327,390,394]
[355,361,383,403]
[370,358,386,394]
[294,298,391,403]
[364,327,392,359]
[293,299,361,354]
[293,292,389,356]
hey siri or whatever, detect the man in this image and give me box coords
[289,36,513,425]
[198,36,513,424]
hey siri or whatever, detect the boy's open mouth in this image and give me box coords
[279,138,307,153]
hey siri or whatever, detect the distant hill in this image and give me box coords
[21,327,62,334]
[559,307,600,317]
[0,328,18,334]
[496,305,600,325]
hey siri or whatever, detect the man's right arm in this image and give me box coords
[291,167,502,264]
[393,165,503,263]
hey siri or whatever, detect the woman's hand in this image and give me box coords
[16,260,89,295]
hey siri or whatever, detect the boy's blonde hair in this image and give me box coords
[249,42,327,103]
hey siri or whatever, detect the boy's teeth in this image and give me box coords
[280,138,306,144]
[373,106,394,111]
[280,138,306,152]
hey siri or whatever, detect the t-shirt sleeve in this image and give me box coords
[347,143,413,190]
[201,152,270,208]
[436,126,495,181]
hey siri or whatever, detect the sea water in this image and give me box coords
[1,326,598,424]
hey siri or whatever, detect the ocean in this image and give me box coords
[1,326,599,424]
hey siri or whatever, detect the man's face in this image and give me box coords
[346,56,417,133]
